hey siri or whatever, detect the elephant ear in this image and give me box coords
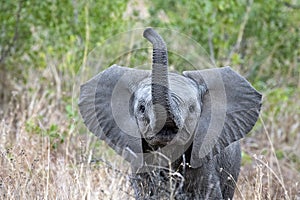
[183,67,262,168]
[78,64,150,165]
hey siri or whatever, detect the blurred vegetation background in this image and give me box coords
[1,0,299,111]
[1,0,299,84]
[0,0,299,199]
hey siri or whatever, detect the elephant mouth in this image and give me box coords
[146,126,179,147]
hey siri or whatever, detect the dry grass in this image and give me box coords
[0,64,299,199]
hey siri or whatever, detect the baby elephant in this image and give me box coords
[79,28,262,199]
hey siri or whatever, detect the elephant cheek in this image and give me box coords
[137,121,149,138]
[175,117,198,145]
[174,129,192,145]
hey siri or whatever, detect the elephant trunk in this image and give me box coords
[143,28,173,131]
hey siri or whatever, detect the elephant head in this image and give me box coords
[78,28,262,170]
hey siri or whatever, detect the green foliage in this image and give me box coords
[264,87,299,118]
[241,151,252,165]
[289,153,300,171]
[0,1,31,64]
[1,0,129,73]
[2,0,299,85]
[275,149,284,160]
[25,119,67,149]
[148,0,299,84]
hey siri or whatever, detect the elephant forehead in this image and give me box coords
[169,73,198,99]
[133,74,198,101]
[134,85,151,101]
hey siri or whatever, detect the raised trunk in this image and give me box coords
[143,28,172,132]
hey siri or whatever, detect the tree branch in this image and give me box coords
[225,0,253,66]
[0,0,23,64]
[284,1,300,9]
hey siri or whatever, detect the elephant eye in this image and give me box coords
[139,104,146,114]
[189,104,195,113]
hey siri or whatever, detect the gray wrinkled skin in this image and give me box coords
[128,72,242,199]
[131,143,241,200]
[131,74,202,148]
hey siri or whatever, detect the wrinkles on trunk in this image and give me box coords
[143,28,172,132]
